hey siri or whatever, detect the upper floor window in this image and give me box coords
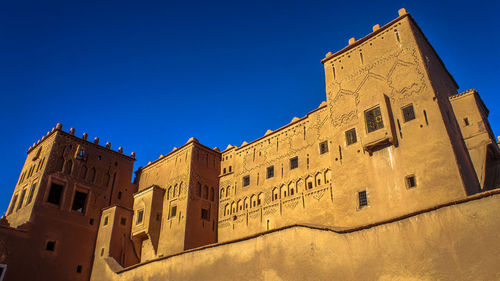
[358,190,368,208]
[201,208,210,221]
[170,206,177,218]
[71,191,88,214]
[319,141,329,154]
[136,209,144,224]
[345,128,357,145]
[266,166,274,179]
[243,175,250,187]
[47,183,64,206]
[290,156,299,170]
[402,104,416,122]
[365,106,384,133]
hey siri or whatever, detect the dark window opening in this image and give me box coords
[210,187,215,201]
[89,219,94,225]
[46,241,56,251]
[266,166,274,179]
[203,185,208,200]
[103,216,109,226]
[290,189,294,196]
[319,141,329,154]
[229,166,232,172]
[365,106,384,132]
[402,104,416,122]
[47,183,64,205]
[223,168,226,174]
[243,175,250,187]
[120,217,127,225]
[274,194,278,200]
[76,265,82,273]
[308,182,313,189]
[71,191,88,214]
[345,128,357,145]
[100,248,105,256]
[464,117,470,126]
[136,210,144,224]
[197,182,202,197]
[406,175,417,188]
[170,206,177,218]
[290,156,299,170]
[201,208,210,220]
[118,191,122,199]
[358,191,368,208]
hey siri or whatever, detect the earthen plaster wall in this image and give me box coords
[91,190,500,281]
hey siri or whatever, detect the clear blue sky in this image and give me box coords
[1,0,499,214]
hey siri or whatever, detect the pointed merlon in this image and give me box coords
[225,144,234,150]
[213,147,220,152]
[187,137,199,144]
[291,117,300,123]
[398,8,407,16]
[241,141,248,146]
[318,101,327,108]
[265,129,273,136]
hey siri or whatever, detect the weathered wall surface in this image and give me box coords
[92,190,500,281]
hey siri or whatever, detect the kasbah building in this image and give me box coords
[1,8,500,281]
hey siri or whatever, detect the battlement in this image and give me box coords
[26,123,136,160]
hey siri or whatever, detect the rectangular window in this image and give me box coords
[290,156,299,170]
[242,175,250,187]
[76,265,82,274]
[71,191,88,214]
[358,190,368,208]
[45,241,56,251]
[266,166,274,179]
[201,208,210,220]
[406,175,417,188]
[47,183,64,205]
[319,141,329,154]
[464,117,470,126]
[402,104,416,122]
[103,216,109,226]
[136,209,144,224]
[170,206,177,218]
[345,128,357,145]
[365,106,384,133]
[7,195,18,215]
[120,217,127,225]
[17,189,27,210]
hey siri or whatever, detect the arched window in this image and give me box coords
[57,156,65,172]
[296,179,304,194]
[237,200,242,211]
[220,188,225,199]
[306,176,313,190]
[315,172,322,187]
[272,187,279,201]
[197,182,202,197]
[64,160,73,175]
[167,186,172,200]
[210,187,215,201]
[229,166,232,172]
[258,193,263,205]
[280,184,287,198]
[226,186,230,197]
[89,167,96,183]
[224,204,230,216]
[251,194,257,207]
[223,168,226,174]
[81,166,87,179]
[244,197,249,209]
[203,185,208,200]
[324,169,332,184]
[104,172,111,187]
[173,184,178,198]
[288,182,294,196]
[231,202,236,214]
[178,182,183,196]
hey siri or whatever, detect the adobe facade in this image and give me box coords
[1,8,500,281]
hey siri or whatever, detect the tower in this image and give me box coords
[1,123,136,281]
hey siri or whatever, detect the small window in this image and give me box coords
[223,168,226,174]
[76,265,82,273]
[170,206,177,218]
[358,191,368,208]
[402,104,416,122]
[290,156,298,170]
[266,166,274,179]
[47,183,64,206]
[464,117,470,126]
[203,185,208,200]
[100,248,105,256]
[89,219,94,225]
[71,191,88,214]
[307,182,313,189]
[201,208,210,220]
[319,141,329,154]
[243,175,250,187]
[75,146,85,160]
[120,217,127,225]
[46,241,56,251]
[197,182,202,197]
[365,106,384,133]
[118,191,122,199]
[103,216,109,226]
[136,209,144,224]
[345,128,357,145]
[406,175,417,188]
[27,183,36,204]
[229,166,232,172]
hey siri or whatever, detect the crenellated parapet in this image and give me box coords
[26,123,136,160]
